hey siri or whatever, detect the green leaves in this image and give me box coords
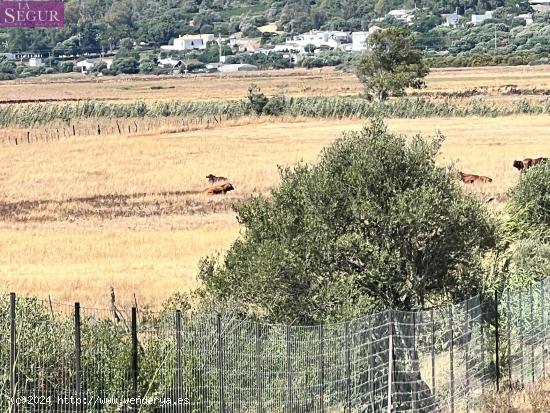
[199,120,496,323]
[355,28,430,101]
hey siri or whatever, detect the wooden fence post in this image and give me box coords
[74,303,83,412]
[10,292,17,413]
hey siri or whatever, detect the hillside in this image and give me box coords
[0,0,531,54]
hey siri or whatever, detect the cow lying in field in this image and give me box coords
[206,174,228,184]
[512,157,547,171]
[459,172,493,184]
[203,182,234,195]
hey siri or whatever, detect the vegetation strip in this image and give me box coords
[1,96,550,127]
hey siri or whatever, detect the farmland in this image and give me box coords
[1,65,550,308]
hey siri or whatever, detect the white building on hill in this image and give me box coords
[161,34,215,51]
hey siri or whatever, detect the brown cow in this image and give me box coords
[206,174,228,184]
[513,157,547,171]
[459,172,493,184]
[203,182,235,195]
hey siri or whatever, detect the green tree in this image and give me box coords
[246,84,269,115]
[355,28,430,101]
[198,120,496,324]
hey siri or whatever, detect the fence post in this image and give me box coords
[541,280,546,378]
[519,290,525,388]
[175,310,183,413]
[449,306,455,413]
[255,323,262,413]
[10,292,17,413]
[387,310,393,413]
[431,308,436,397]
[216,314,225,413]
[506,288,512,390]
[412,313,418,412]
[319,324,325,413]
[530,284,535,383]
[345,322,351,413]
[465,300,471,413]
[495,291,500,392]
[74,303,83,412]
[369,320,375,412]
[480,300,486,393]
[131,307,138,411]
[286,325,292,413]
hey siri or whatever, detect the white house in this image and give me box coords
[530,0,550,11]
[352,32,368,52]
[442,13,462,26]
[76,59,95,73]
[387,9,416,24]
[471,11,494,25]
[28,57,43,67]
[289,30,351,49]
[158,57,182,67]
[516,13,534,25]
[161,34,215,51]
[218,63,258,73]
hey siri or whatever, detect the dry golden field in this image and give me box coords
[2,65,550,103]
[1,116,549,308]
[1,65,549,309]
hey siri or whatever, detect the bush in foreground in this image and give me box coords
[198,120,496,324]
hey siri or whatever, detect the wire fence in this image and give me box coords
[1,277,549,412]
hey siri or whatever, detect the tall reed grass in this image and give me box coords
[1,97,548,128]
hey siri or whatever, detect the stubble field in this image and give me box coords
[1,66,549,308]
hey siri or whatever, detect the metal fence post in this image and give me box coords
[449,306,455,413]
[74,303,83,413]
[345,322,351,413]
[480,302,486,393]
[495,291,500,392]
[530,284,535,383]
[412,313,418,412]
[131,307,138,411]
[369,320,375,412]
[10,292,17,413]
[506,288,512,390]
[216,314,225,413]
[286,325,292,412]
[465,300,470,413]
[255,323,262,413]
[175,310,183,413]
[387,310,393,413]
[519,290,525,388]
[319,324,325,413]
[431,308,436,397]
[541,280,546,378]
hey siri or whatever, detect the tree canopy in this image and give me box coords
[199,120,496,324]
[355,28,430,101]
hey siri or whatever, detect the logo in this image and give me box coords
[0,1,64,28]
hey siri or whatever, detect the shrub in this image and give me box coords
[246,84,268,115]
[198,120,496,323]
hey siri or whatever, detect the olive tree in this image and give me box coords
[199,120,496,324]
[355,28,429,101]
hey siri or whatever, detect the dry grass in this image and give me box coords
[1,115,549,307]
[3,65,550,103]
